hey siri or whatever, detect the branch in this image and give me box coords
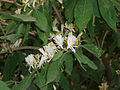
[1,0,22,7]
[101,31,108,48]
[0,22,8,26]
[94,34,100,47]
[0,46,40,55]
[52,3,64,24]
[101,54,112,83]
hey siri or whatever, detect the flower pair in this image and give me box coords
[51,32,78,53]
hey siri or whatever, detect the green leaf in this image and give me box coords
[52,51,63,61]
[81,44,104,58]
[27,83,37,90]
[0,80,11,90]
[6,21,17,34]
[32,9,49,32]
[22,24,31,44]
[74,0,93,31]
[11,14,36,22]
[64,53,73,75]
[93,0,100,17]
[1,13,36,22]
[59,52,70,65]
[16,23,24,35]
[65,0,77,23]
[42,1,52,30]
[98,0,117,32]
[35,72,46,89]
[88,17,95,41]
[47,61,59,84]
[110,0,120,11]
[5,3,12,9]
[3,55,18,81]
[3,52,25,81]
[75,50,97,70]
[0,34,21,43]
[54,69,62,82]
[12,73,34,90]
[59,73,70,90]
[37,28,49,45]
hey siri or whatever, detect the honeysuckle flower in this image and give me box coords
[53,85,56,90]
[22,0,30,11]
[22,0,29,4]
[57,0,63,4]
[51,33,64,49]
[25,54,35,69]
[52,19,59,32]
[39,48,48,57]
[15,8,22,14]
[38,48,49,68]
[61,24,64,33]
[12,38,22,48]
[25,54,42,71]
[40,0,46,6]
[22,0,39,11]
[98,82,109,90]
[66,32,78,53]
[43,42,57,62]
[33,54,41,68]
[38,55,46,68]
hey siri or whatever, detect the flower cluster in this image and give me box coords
[22,0,38,11]
[22,0,46,11]
[25,21,83,72]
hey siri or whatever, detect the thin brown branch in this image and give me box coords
[101,31,108,48]
[0,46,40,55]
[0,22,8,26]
[52,3,64,24]
[94,34,100,47]
[1,0,22,7]
[101,54,112,83]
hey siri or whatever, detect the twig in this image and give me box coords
[101,54,112,83]
[94,34,100,47]
[0,9,9,11]
[0,46,40,55]
[0,22,8,26]
[100,31,112,83]
[1,0,22,7]
[52,3,64,24]
[101,31,108,48]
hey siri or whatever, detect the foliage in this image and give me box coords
[0,0,120,90]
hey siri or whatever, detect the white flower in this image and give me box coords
[43,42,57,62]
[38,55,46,69]
[12,38,22,48]
[15,8,22,14]
[39,48,48,57]
[53,85,56,90]
[22,0,39,11]
[66,32,78,53]
[57,0,63,4]
[52,19,59,32]
[22,0,29,4]
[50,33,64,49]
[25,54,35,69]
[38,48,49,68]
[54,34,64,49]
